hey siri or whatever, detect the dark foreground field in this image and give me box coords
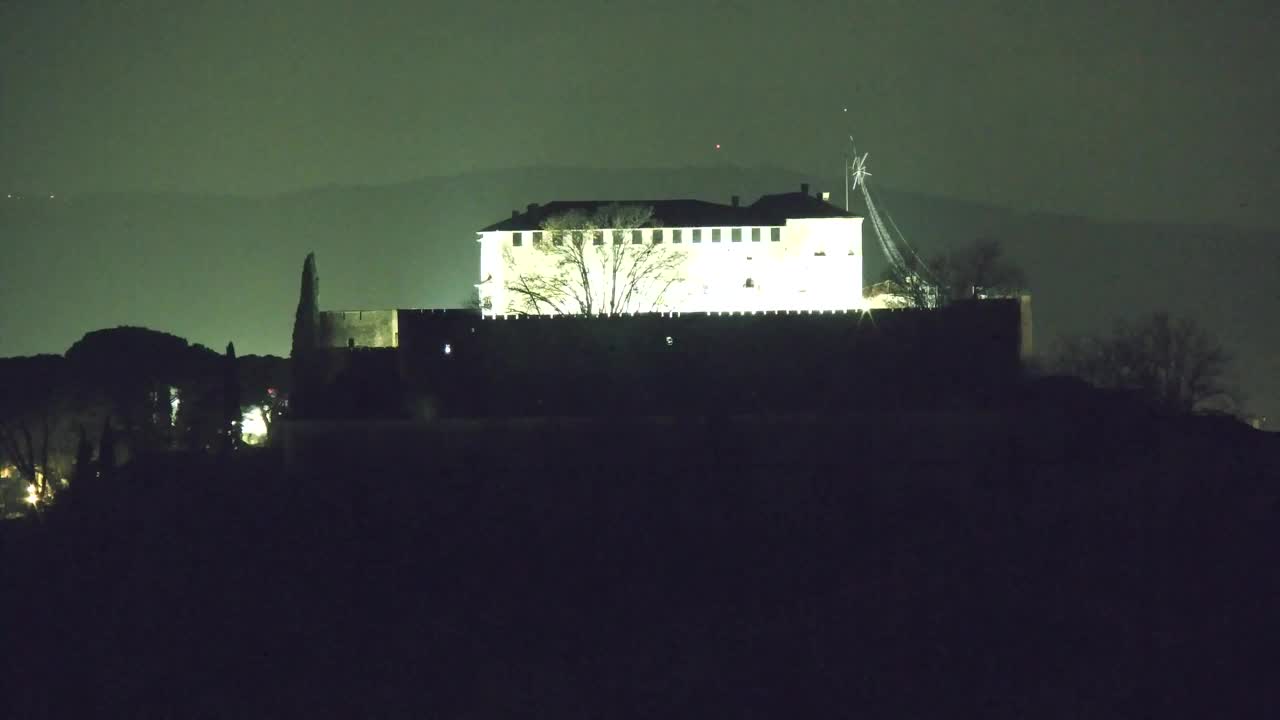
[4,399,1279,717]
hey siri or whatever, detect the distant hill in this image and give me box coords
[1,165,1276,419]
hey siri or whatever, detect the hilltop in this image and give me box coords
[2,165,1276,418]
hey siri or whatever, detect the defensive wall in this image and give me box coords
[311,299,1030,419]
[318,309,398,349]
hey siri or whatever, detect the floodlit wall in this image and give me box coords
[318,309,399,348]
[477,216,864,315]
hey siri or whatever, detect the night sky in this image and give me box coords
[2,0,1278,418]
[3,0,1276,227]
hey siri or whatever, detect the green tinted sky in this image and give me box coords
[2,0,1277,228]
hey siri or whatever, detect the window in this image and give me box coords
[672,229,682,243]
[553,232,564,246]
[751,227,761,242]
[814,251,826,256]
[770,227,781,242]
[652,229,663,244]
[572,230,584,246]
[512,232,523,247]
[612,230,625,245]
[592,230,604,246]
[744,278,755,288]
[632,230,643,244]
[692,229,702,243]
[712,228,722,242]
[532,231,543,244]
[731,228,742,242]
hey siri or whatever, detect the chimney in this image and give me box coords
[731,195,740,207]
[527,203,538,213]
[512,209,519,218]
[800,183,809,195]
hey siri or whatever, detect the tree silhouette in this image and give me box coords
[98,417,116,480]
[291,252,320,358]
[290,253,321,417]
[1051,311,1237,414]
[0,355,65,505]
[65,326,219,454]
[73,424,93,485]
[222,342,241,454]
[290,252,322,417]
[62,423,95,511]
[878,238,1027,309]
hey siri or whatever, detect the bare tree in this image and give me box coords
[947,237,1028,301]
[0,357,94,508]
[0,404,56,509]
[879,237,1027,309]
[1051,312,1237,414]
[872,256,943,309]
[503,204,686,315]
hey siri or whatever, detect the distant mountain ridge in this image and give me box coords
[2,165,1276,418]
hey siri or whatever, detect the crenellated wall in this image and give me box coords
[318,309,399,349]
[296,300,1027,419]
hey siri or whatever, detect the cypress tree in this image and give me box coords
[222,342,241,453]
[98,418,116,480]
[290,252,320,417]
[291,252,319,358]
[65,424,94,511]
[73,424,93,485]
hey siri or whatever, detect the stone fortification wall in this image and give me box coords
[391,300,1026,417]
[318,310,398,348]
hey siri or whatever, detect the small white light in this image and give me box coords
[665,336,674,346]
[443,343,452,355]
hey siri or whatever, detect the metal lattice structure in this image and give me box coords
[846,138,938,300]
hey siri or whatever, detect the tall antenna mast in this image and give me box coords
[846,136,934,290]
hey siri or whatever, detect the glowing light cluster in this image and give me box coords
[240,406,269,445]
[169,386,180,426]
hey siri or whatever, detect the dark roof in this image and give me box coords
[749,192,856,224]
[480,191,857,232]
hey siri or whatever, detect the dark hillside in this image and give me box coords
[4,394,1278,717]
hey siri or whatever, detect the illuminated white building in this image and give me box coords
[476,185,865,315]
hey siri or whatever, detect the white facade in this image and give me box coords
[477,213,865,315]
